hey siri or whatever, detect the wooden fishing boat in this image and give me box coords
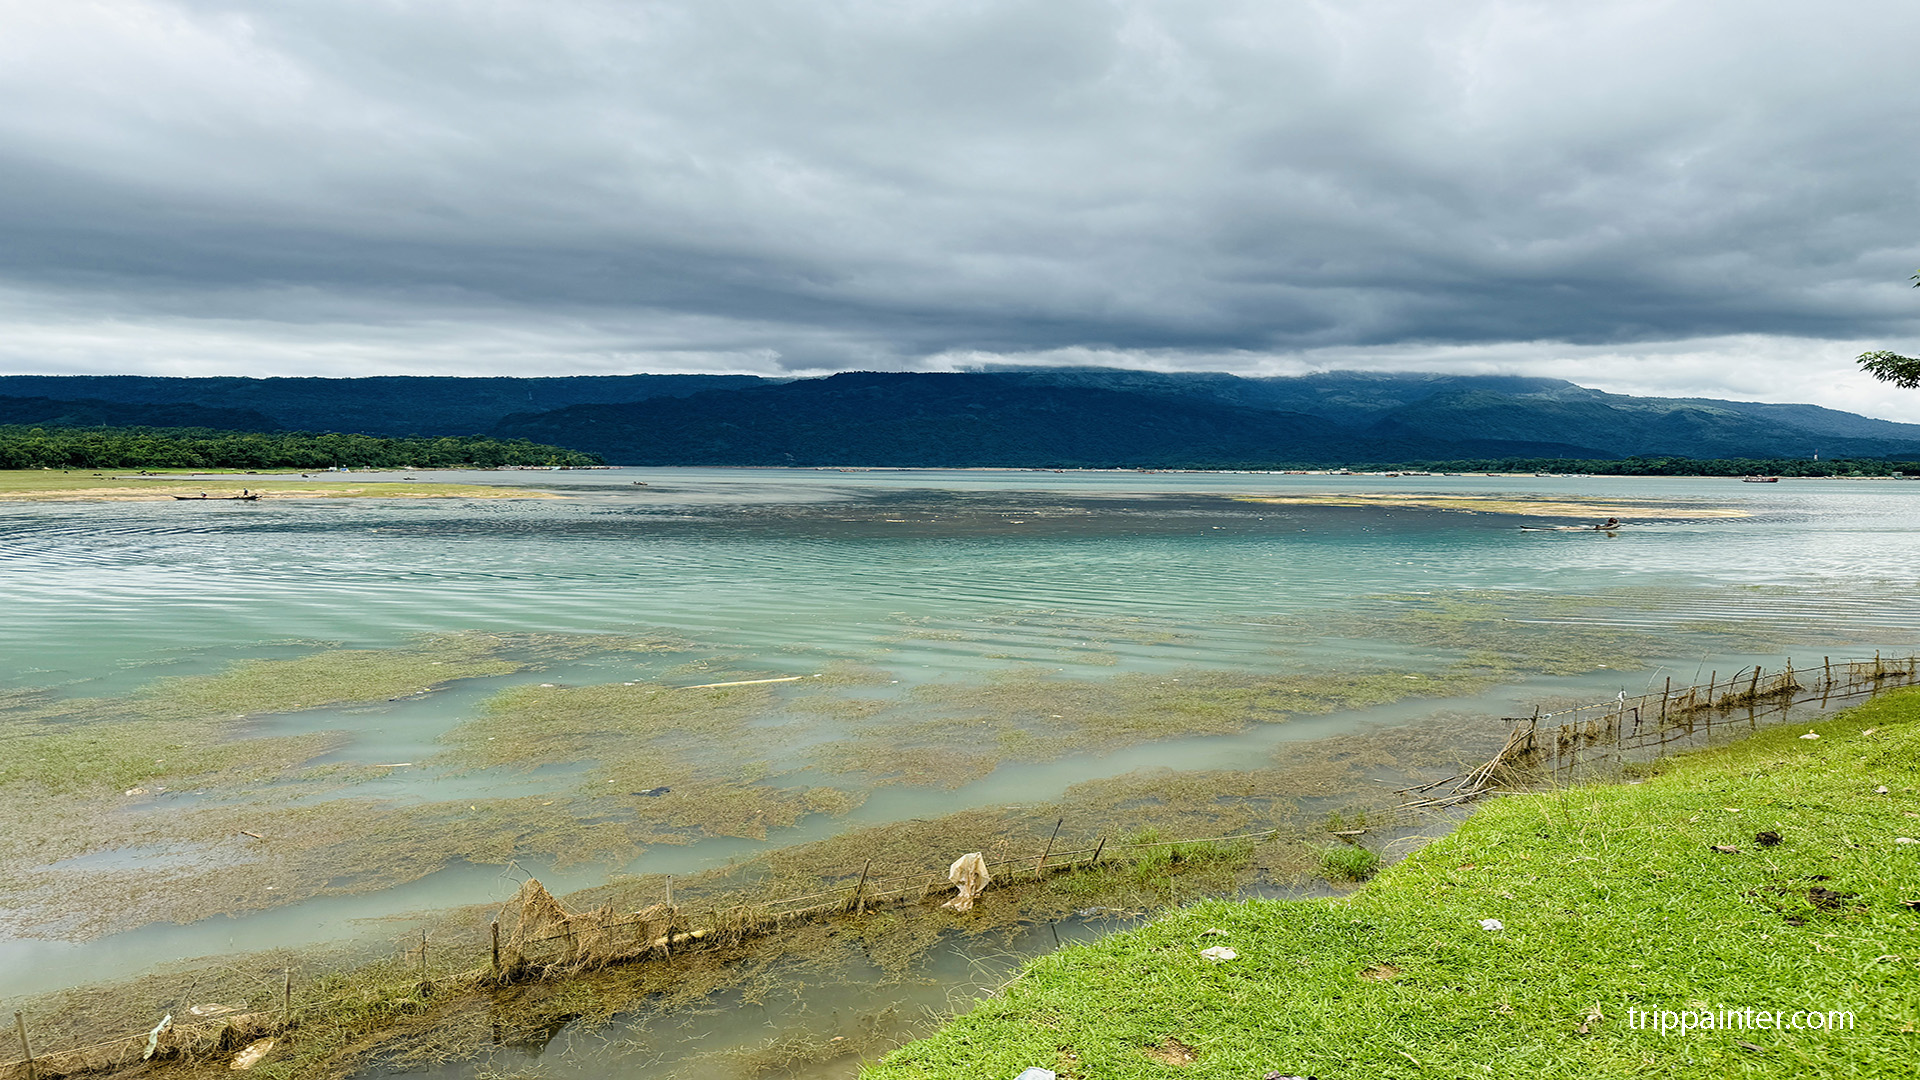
[172,493,261,501]
[1740,476,1779,483]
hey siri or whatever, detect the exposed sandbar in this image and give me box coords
[0,469,558,501]
[1234,492,1747,518]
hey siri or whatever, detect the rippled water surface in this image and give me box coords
[3,468,1917,1075]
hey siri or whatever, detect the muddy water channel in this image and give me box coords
[3,469,1918,1077]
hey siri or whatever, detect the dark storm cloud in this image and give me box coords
[0,0,1915,404]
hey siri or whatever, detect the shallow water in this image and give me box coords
[3,469,1917,1073]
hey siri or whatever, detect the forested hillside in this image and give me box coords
[7,370,1919,466]
[0,427,600,470]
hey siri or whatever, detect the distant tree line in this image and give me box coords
[0,426,604,470]
[1346,456,1920,477]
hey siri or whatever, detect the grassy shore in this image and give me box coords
[866,689,1920,1079]
[0,469,554,500]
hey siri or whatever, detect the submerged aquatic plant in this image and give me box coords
[1319,844,1382,882]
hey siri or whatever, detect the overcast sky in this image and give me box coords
[2,0,1917,418]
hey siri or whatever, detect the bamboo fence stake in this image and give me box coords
[1661,677,1670,722]
[491,922,502,980]
[848,861,871,914]
[1036,818,1063,877]
[665,875,673,910]
[1090,836,1106,866]
[283,968,292,1028]
[15,1011,33,1080]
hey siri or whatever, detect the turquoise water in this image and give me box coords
[2,469,1917,1073]
[8,470,1914,687]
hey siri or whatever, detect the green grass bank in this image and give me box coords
[866,689,1920,1079]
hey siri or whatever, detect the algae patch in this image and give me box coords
[0,634,528,795]
[810,665,1499,784]
[0,633,687,939]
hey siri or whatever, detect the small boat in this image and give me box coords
[172,494,261,501]
[1741,476,1779,483]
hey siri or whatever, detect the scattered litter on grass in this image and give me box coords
[1479,918,1504,931]
[1711,844,1741,854]
[1800,732,1821,740]
[1199,946,1238,962]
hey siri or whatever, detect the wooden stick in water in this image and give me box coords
[15,1012,34,1080]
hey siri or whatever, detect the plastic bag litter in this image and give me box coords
[143,1015,173,1060]
[942,852,991,912]
[1199,946,1238,962]
[231,1038,275,1071]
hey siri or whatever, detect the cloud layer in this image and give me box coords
[2,1,1917,416]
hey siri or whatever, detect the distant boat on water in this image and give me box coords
[172,493,261,501]
[1741,476,1780,483]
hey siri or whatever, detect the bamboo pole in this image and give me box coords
[491,922,501,980]
[15,1012,33,1080]
[283,968,292,1028]
[419,929,428,981]
[1661,677,1670,723]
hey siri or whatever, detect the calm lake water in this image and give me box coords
[3,468,1917,1076]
